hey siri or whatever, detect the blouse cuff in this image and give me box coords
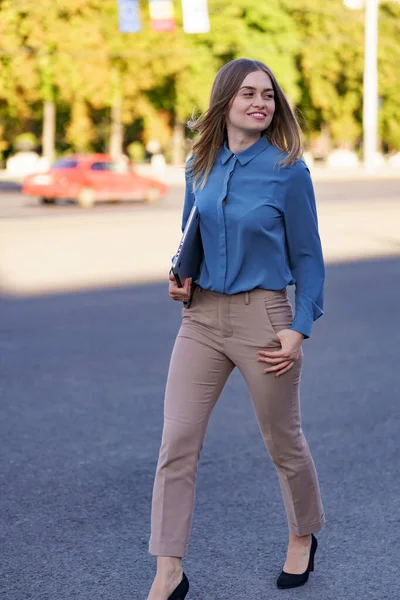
[290,294,324,339]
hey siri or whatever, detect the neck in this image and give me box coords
[226,128,262,154]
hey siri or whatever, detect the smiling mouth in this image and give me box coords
[248,112,267,119]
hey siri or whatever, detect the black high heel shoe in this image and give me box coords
[276,534,318,589]
[168,572,189,600]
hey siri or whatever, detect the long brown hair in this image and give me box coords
[187,58,303,189]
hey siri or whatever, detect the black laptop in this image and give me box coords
[171,205,203,305]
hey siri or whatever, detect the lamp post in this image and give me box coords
[363,0,379,172]
[344,0,379,172]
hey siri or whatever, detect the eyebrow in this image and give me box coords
[239,86,274,92]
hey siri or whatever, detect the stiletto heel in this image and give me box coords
[276,534,318,589]
[168,572,189,600]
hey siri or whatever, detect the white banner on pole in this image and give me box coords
[118,0,141,33]
[181,0,210,34]
[343,0,364,8]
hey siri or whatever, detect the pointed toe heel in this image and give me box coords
[168,572,189,600]
[276,534,318,590]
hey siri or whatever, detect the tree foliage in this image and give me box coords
[0,0,399,158]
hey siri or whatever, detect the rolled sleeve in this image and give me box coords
[283,161,325,338]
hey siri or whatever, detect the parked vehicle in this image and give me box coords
[22,154,168,208]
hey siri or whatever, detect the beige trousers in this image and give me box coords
[149,286,325,557]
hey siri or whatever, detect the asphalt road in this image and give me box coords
[1,252,400,599]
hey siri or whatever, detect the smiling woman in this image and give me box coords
[186,59,302,191]
[146,58,325,600]
[227,74,276,133]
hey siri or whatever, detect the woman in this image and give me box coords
[147,58,325,600]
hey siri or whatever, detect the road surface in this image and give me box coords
[1,255,399,599]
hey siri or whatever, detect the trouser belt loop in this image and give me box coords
[244,291,250,305]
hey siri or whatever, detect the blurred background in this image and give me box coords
[0,0,399,295]
[1,2,400,599]
[1,0,400,170]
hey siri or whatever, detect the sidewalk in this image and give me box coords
[134,163,400,185]
[1,163,399,187]
[1,196,399,297]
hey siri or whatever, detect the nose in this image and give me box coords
[252,94,266,108]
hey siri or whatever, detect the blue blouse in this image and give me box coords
[181,135,325,338]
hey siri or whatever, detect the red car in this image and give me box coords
[22,154,168,208]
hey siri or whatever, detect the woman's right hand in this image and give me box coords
[168,272,192,302]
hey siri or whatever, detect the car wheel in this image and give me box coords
[77,187,96,209]
[40,197,55,204]
[145,186,161,205]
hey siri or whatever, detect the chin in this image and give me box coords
[245,119,268,130]
[246,123,267,133]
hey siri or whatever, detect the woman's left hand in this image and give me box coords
[257,329,304,377]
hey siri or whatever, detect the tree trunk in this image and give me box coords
[171,120,185,165]
[42,100,55,165]
[109,96,123,159]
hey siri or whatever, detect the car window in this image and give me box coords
[90,161,131,173]
[90,162,111,171]
[52,159,79,169]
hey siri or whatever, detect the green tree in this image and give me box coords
[147,0,301,162]
[280,0,365,148]
[1,0,399,160]
[281,0,400,151]
[378,1,400,151]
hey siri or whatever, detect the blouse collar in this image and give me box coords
[219,135,271,166]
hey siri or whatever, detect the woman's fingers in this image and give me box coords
[169,276,192,301]
[258,355,288,365]
[257,343,297,376]
[258,350,292,363]
[170,289,190,300]
[263,360,295,377]
[258,348,286,358]
[276,361,295,377]
[263,360,291,374]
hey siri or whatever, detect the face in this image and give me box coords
[226,70,276,136]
